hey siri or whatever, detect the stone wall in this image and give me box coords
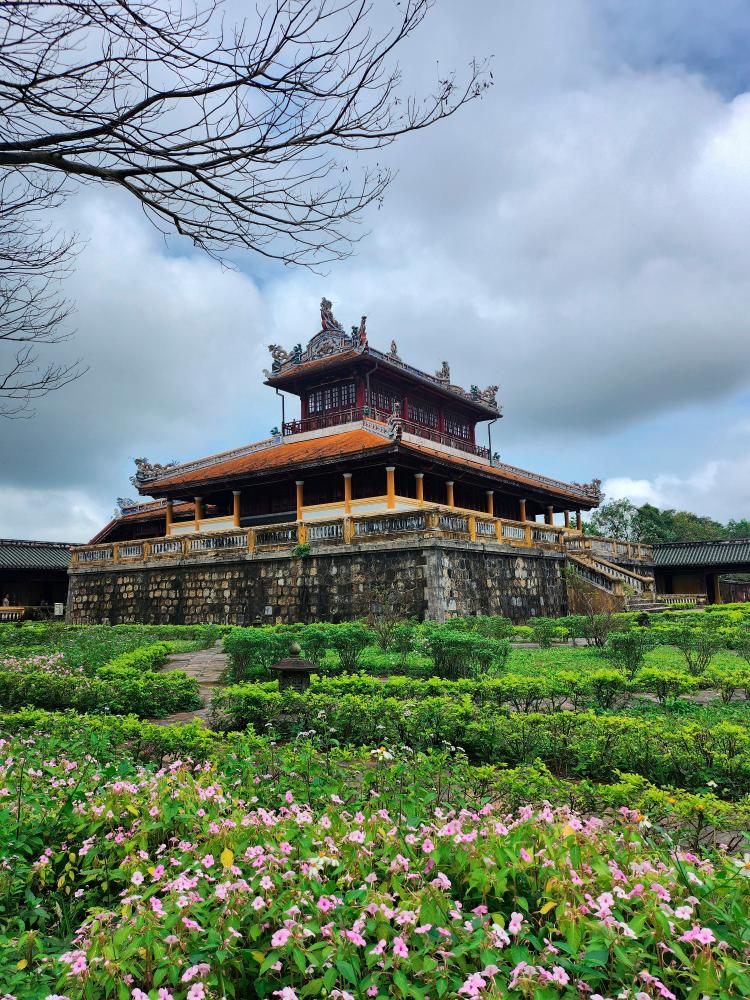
[67,539,567,625]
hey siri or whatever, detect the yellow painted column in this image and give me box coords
[165,499,174,536]
[518,498,527,523]
[564,510,570,529]
[486,490,494,516]
[295,481,304,520]
[343,473,352,514]
[545,505,554,526]
[386,466,396,510]
[446,481,455,508]
[194,496,203,531]
[468,514,477,541]
[232,490,241,527]
[415,472,424,505]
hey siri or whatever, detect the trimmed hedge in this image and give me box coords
[0,666,200,717]
[211,683,750,798]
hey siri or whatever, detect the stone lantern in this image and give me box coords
[269,642,316,692]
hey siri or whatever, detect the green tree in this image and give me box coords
[587,499,637,540]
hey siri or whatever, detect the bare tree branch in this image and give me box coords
[0,0,489,262]
[0,0,489,413]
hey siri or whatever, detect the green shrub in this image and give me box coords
[425,626,510,680]
[101,640,175,673]
[667,625,724,676]
[0,666,200,717]
[496,674,550,712]
[606,629,654,679]
[705,665,750,704]
[223,626,300,681]
[587,668,629,709]
[636,667,696,705]
[326,621,375,672]
[529,616,558,647]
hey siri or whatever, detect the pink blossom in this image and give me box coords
[393,936,409,959]
[508,912,524,936]
[271,928,292,948]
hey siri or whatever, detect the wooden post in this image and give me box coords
[386,466,396,510]
[194,496,203,530]
[232,490,241,527]
[710,573,722,605]
[247,528,256,553]
[564,510,570,529]
[297,522,307,545]
[113,542,120,563]
[295,481,304,520]
[576,509,582,531]
[545,505,554,526]
[518,498,527,523]
[495,519,503,542]
[343,473,352,514]
[525,524,533,546]
[486,490,494,516]
[415,472,424,505]
[165,500,173,536]
[343,517,353,544]
[468,514,477,541]
[446,481,455,508]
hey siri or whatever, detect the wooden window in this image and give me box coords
[444,412,471,440]
[407,397,438,428]
[370,381,401,414]
[307,381,355,414]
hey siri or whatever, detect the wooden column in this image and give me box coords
[194,496,203,529]
[232,490,241,528]
[709,573,722,605]
[415,472,424,505]
[295,481,304,520]
[576,510,582,531]
[446,481,455,508]
[518,498,527,523]
[564,510,570,529]
[165,500,174,536]
[486,490,494,516]
[343,473,352,514]
[545,505,554,526]
[386,466,396,509]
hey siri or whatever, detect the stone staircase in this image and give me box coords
[565,550,656,603]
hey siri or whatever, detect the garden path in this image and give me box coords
[152,641,227,726]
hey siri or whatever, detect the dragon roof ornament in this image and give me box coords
[265,298,500,412]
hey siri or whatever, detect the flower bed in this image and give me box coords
[1,733,749,999]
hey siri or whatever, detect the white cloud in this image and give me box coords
[604,455,750,522]
[0,485,109,543]
[5,1,750,537]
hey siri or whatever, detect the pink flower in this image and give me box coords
[271,928,292,948]
[508,912,524,936]
[186,986,206,1000]
[201,854,214,869]
[131,871,144,886]
[422,838,435,853]
[369,939,387,956]
[157,991,174,1000]
[273,989,299,1000]
[393,936,409,959]
[131,992,149,1000]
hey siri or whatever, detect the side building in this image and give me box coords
[68,300,654,624]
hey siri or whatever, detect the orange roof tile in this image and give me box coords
[137,425,593,506]
[398,439,595,505]
[265,350,360,382]
[143,428,393,491]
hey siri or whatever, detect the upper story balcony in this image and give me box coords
[282,406,491,460]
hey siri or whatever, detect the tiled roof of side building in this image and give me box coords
[143,428,392,490]
[0,540,72,570]
[653,539,750,567]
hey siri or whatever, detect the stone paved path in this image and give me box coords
[151,641,227,726]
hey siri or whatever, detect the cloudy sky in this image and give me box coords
[4,0,750,542]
